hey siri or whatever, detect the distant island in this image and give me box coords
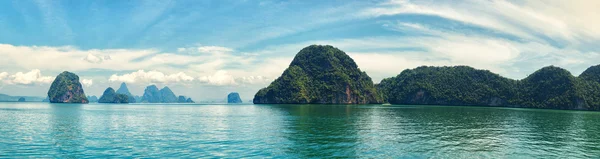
[140,85,194,103]
[98,87,129,103]
[227,92,242,103]
[178,96,194,103]
[253,45,382,104]
[47,71,89,103]
[116,82,137,103]
[0,94,45,102]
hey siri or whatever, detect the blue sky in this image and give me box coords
[0,0,599,101]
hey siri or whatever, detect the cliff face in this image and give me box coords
[98,87,129,103]
[253,45,382,104]
[227,92,243,103]
[47,71,88,103]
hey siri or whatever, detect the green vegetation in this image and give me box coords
[379,65,600,110]
[98,87,129,103]
[228,92,243,103]
[47,71,88,103]
[379,66,517,106]
[253,45,382,104]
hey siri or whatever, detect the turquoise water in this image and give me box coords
[1,103,600,158]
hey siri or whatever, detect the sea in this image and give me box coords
[1,103,599,158]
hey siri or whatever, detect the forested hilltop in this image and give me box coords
[253,45,382,104]
[378,65,600,110]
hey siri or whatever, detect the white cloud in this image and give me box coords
[81,79,93,87]
[83,53,104,63]
[198,70,237,86]
[109,70,194,84]
[0,72,7,80]
[236,76,272,85]
[197,46,234,53]
[7,69,54,85]
[0,44,158,72]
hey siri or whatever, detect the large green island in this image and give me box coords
[253,45,382,104]
[253,45,600,111]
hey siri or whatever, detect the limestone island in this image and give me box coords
[227,92,242,103]
[98,87,129,103]
[47,71,89,103]
[253,45,382,104]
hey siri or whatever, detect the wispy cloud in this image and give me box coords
[361,0,600,45]
[33,0,74,42]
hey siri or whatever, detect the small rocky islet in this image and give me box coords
[227,92,243,103]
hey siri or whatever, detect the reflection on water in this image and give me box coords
[1,103,600,158]
[50,104,84,158]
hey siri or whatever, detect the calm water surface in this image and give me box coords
[1,103,600,158]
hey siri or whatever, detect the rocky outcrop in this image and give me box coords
[116,82,137,103]
[227,92,243,103]
[98,87,129,103]
[47,71,89,103]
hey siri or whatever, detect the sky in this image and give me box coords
[0,0,599,101]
